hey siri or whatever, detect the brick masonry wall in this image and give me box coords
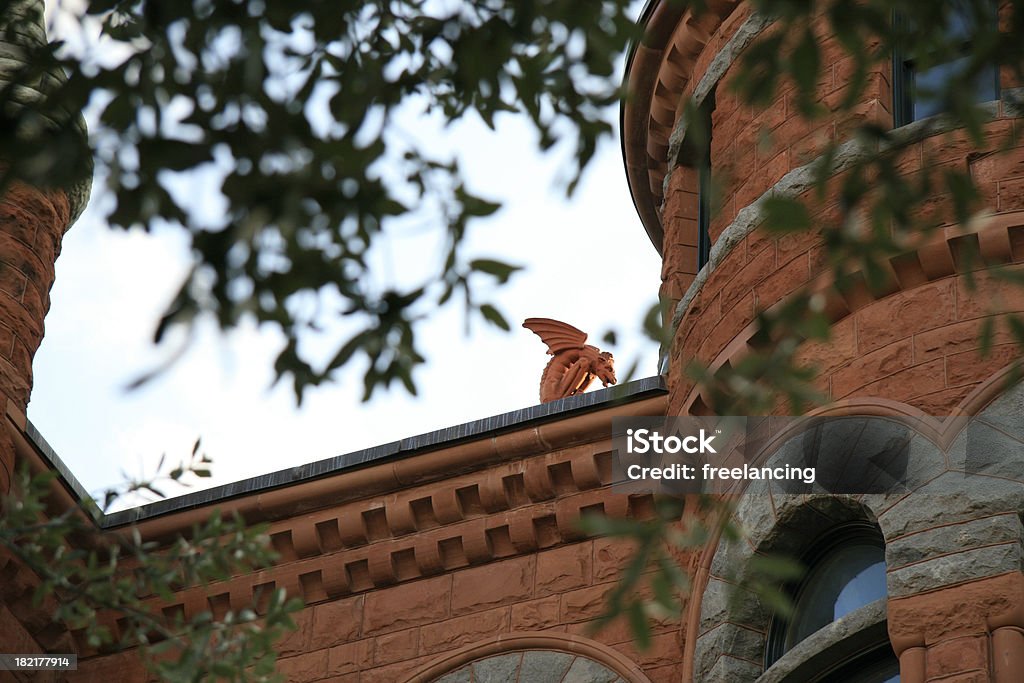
[262,540,686,683]
[0,183,70,408]
[661,21,1024,417]
[0,1,84,495]
[659,58,1024,417]
[0,182,71,496]
[69,402,702,683]
[654,5,1024,683]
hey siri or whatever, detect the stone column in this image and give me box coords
[889,573,1024,683]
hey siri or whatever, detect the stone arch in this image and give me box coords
[692,394,1024,681]
[694,492,890,681]
[404,633,653,683]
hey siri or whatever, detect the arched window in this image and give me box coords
[408,633,652,683]
[766,522,894,679]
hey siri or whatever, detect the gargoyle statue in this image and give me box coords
[523,317,617,403]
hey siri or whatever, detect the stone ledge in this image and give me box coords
[17,376,667,529]
[754,599,888,683]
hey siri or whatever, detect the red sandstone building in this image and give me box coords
[3,1,1024,682]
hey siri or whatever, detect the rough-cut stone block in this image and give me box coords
[955,416,1024,480]
[276,607,313,656]
[887,514,1023,569]
[276,650,329,683]
[418,607,508,654]
[450,556,533,615]
[698,577,768,635]
[702,653,762,683]
[328,640,373,676]
[889,543,1023,597]
[536,543,592,596]
[592,537,637,581]
[363,576,449,635]
[855,280,956,354]
[510,596,561,630]
[831,339,914,398]
[926,635,987,679]
[720,244,776,311]
[361,657,430,683]
[310,596,364,648]
[560,583,615,623]
[694,623,765,680]
[879,472,1024,538]
[372,627,419,665]
[610,626,684,671]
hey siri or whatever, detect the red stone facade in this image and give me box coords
[0,181,71,495]
[623,1,1024,682]
[3,1,1024,682]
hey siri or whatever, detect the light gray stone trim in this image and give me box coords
[436,668,472,683]
[519,651,575,683]
[877,470,1024,540]
[669,105,1003,330]
[433,651,627,683]
[886,513,1024,569]
[468,653,521,683]
[887,542,1023,598]
[704,655,763,683]
[561,656,623,683]
[695,622,766,679]
[665,11,775,182]
[754,599,889,683]
[1002,86,1024,118]
[694,388,1024,682]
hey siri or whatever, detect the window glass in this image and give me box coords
[786,542,886,649]
[766,524,889,667]
[911,57,998,121]
[893,2,999,126]
[696,96,714,268]
[697,154,711,268]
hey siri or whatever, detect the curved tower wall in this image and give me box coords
[624,1,1024,681]
[0,2,90,493]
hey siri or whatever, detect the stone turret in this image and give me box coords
[0,0,91,492]
[623,2,1024,681]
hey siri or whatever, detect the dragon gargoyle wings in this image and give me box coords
[523,317,616,403]
[522,317,589,355]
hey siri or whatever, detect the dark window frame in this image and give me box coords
[765,521,887,668]
[892,3,1001,127]
[696,93,715,269]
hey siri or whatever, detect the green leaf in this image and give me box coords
[791,25,821,97]
[627,601,651,650]
[762,196,812,233]
[479,303,510,330]
[747,554,805,582]
[470,259,523,284]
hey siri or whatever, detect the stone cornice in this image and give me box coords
[6,379,669,653]
[14,376,666,533]
[676,209,1024,416]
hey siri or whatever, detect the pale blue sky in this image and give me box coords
[31,2,663,502]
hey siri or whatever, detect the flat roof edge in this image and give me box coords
[26,376,666,529]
